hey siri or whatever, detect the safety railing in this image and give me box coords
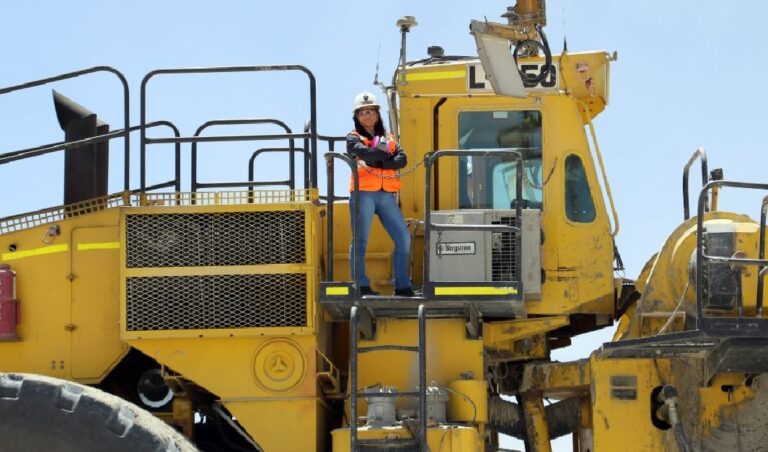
[422,149,524,299]
[189,118,302,192]
[695,181,768,336]
[301,121,347,198]
[140,65,318,191]
[348,304,427,451]
[0,120,182,229]
[682,147,709,220]
[314,132,348,201]
[321,148,525,304]
[0,66,131,189]
[758,196,768,316]
[323,153,360,298]
[1,121,181,194]
[248,147,310,191]
[2,64,328,233]
[303,121,346,153]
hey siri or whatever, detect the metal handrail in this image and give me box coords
[0,66,130,190]
[756,196,768,315]
[140,121,182,193]
[311,130,347,200]
[422,149,524,295]
[695,181,768,324]
[758,268,768,318]
[139,65,318,189]
[248,147,310,191]
[349,304,428,452]
[187,118,296,192]
[1,121,181,193]
[324,153,360,293]
[304,121,349,200]
[683,147,709,220]
[349,305,360,451]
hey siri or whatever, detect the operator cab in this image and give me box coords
[320,6,621,330]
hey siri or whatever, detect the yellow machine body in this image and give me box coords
[118,195,327,452]
[0,206,127,384]
[616,212,767,339]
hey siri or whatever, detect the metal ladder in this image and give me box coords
[348,304,428,451]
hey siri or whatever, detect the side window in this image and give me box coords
[564,154,595,223]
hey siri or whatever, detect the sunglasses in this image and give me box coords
[357,109,379,117]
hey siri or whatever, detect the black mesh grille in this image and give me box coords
[125,211,305,268]
[126,273,307,331]
[491,216,518,282]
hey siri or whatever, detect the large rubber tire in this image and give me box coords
[0,373,198,452]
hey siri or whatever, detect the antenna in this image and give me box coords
[562,0,568,52]
[395,16,418,85]
[373,42,382,86]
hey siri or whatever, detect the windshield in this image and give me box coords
[458,110,542,209]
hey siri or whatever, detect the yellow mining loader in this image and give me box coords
[1,1,768,451]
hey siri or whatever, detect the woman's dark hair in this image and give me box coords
[353,111,386,138]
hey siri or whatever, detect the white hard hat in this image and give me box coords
[353,91,379,112]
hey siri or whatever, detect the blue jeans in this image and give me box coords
[349,190,412,289]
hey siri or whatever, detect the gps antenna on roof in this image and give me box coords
[395,16,417,86]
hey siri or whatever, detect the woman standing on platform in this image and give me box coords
[346,91,414,297]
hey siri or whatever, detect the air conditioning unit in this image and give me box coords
[428,209,541,300]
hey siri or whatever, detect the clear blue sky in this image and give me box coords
[2,1,767,450]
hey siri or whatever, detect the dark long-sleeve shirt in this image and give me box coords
[346,132,407,170]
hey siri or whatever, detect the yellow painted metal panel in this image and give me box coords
[448,380,488,423]
[125,336,319,400]
[521,393,552,452]
[123,325,317,341]
[0,208,120,380]
[323,202,395,294]
[520,360,591,398]
[228,398,325,452]
[124,264,311,278]
[590,357,666,451]
[354,319,483,418]
[71,227,128,381]
[483,316,569,347]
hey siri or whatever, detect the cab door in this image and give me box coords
[71,226,127,382]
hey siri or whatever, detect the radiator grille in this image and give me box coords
[125,211,305,268]
[126,273,307,331]
[491,216,518,282]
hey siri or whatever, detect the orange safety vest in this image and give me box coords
[349,133,401,192]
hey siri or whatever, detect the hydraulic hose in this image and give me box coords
[513,24,552,85]
[488,396,580,440]
[656,386,693,452]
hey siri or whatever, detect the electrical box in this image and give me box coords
[429,209,541,300]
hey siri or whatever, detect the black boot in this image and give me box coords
[360,286,380,296]
[394,287,416,297]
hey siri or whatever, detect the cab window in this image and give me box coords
[458,110,542,210]
[564,154,595,222]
